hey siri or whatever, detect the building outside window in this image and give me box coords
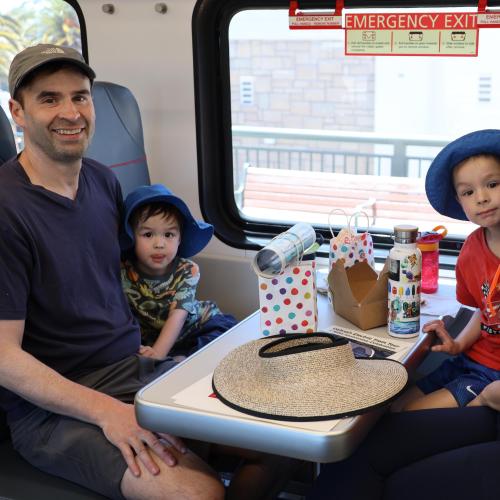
[227,8,499,240]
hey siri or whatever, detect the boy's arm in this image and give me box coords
[0,320,185,476]
[148,308,188,359]
[423,308,481,355]
[144,260,200,359]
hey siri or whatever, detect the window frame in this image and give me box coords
[192,0,498,261]
[66,0,89,62]
[0,0,88,152]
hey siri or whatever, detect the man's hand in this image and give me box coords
[100,400,186,477]
[422,319,462,355]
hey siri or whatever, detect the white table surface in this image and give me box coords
[135,282,458,463]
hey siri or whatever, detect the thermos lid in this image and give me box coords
[393,224,418,244]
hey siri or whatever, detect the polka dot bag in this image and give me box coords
[329,210,374,271]
[258,253,318,337]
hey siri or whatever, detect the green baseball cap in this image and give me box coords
[9,44,96,98]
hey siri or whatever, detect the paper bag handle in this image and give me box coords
[328,208,350,238]
[348,211,371,233]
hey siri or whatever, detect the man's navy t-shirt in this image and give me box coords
[0,157,141,420]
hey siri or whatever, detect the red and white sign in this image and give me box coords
[345,12,479,56]
[289,14,342,29]
[477,0,500,28]
[477,11,500,27]
[345,12,478,31]
[289,0,343,30]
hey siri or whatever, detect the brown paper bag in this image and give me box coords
[328,259,389,330]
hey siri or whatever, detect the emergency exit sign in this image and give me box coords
[345,12,479,56]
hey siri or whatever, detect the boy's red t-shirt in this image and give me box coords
[456,227,500,370]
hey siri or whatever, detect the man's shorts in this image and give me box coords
[417,354,500,407]
[8,354,177,500]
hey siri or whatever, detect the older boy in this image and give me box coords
[396,129,500,411]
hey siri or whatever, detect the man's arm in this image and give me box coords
[0,319,186,477]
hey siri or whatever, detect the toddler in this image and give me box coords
[121,184,299,499]
[121,184,237,359]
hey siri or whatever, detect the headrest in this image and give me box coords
[0,106,17,165]
[86,81,150,196]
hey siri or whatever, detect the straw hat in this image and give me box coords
[212,333,408,421]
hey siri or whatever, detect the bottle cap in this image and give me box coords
[416,225,448,245]
[394,225,418,244]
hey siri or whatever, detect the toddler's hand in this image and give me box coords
[139,345,157,358]
[139,345,168,360]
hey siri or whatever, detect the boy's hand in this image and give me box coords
[422,319,461,355]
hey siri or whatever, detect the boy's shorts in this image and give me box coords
[8,354,177,500]
[417,354,500,407]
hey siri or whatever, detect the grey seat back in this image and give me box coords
[0,105,17,165]
[86,81,151,196]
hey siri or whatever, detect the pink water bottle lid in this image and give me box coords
[417,225,448,249]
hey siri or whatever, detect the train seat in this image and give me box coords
[86,80,151,196]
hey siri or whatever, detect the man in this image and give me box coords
[0,44,224,500]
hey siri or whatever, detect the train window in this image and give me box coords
[0,0,85,151]
[194,0,500,257]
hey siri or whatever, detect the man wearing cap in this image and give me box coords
[0,44,224,500]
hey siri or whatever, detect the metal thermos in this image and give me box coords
[388,225,422,338]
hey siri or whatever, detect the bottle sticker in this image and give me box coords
[389,258,400,281]
[388,279,420,335]
[389,254,421,283]
[400,252,421,283]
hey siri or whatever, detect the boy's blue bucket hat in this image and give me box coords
[122,184,214,258]
[425,129,500,221]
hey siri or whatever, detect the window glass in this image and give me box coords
[229,8,494,238]
[0,0,82,151]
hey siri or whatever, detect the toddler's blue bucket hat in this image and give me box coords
[425,129,500,221]
[122,184,214,258]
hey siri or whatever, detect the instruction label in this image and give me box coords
[477,12,500,27]
[289,13,342,29]
[345,12,478,56]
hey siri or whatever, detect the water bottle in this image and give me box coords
[388,225,422,338]
[417,225,447,294]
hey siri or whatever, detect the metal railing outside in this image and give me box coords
[232,125,450,192]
